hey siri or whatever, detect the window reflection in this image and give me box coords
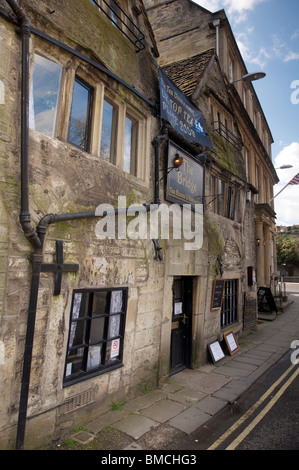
[100,99,117,162]
[29,54,62,136]
[68,77,93,151]
[123,115,137,175]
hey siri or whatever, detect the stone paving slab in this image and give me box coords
[193,396,227,416]
[167,387,207,405]
[168,407,211,434]
[169,370,232,394]
[113,414,159,440]
[139,398,186,423]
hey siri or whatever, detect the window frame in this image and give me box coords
[123,112,138,176]
[29,53,63,138]
[29,50,149,183]
[63,287,128,387]
[221,279,238,328]
[100,96,119,164]
[68,76,94,152]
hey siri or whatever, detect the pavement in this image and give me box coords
[69,284,299,451]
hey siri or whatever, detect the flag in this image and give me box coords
[289,173,299,185]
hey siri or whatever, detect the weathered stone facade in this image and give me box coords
[0,0,276,450]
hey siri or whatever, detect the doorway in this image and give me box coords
[169,276,193,376]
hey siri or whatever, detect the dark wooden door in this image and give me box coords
[169,277,193,376]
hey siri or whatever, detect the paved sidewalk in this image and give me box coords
[70,286,299,451]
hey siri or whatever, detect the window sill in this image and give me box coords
[63,361,124,388]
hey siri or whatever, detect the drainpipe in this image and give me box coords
[213,19,220,57]
[4,0,42,450]
[5,0,40,248]
[153,127,168,205]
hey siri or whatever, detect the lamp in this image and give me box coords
[160,153,183,181]
[231,71,266,84]
[275,165,293,169]
[173,153,184,169]
[256,237,261,247]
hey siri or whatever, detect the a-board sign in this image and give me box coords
[257,287,277,313]
[223,330,240,356]
[208,340,225,364]
[211,278,225,311]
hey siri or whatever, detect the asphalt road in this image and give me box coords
[166,350,299,451]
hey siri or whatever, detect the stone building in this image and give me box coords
[0,0,277,449]
[144,0,278,290]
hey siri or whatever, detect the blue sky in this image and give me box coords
[193,0,299,226]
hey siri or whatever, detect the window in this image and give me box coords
[123,114,137,175]
[227,186,233,219]
[221,279,238,328]
[228,57,234,83]
[29,54,62,136]
[64,287,128,385]
[29,52,147,180]
[218,179,225,216]
[210,175,242,222]
[100,99,118,163]
[68,77,93,151]
[109,0,122,29]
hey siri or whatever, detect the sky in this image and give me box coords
[193,0,299,226]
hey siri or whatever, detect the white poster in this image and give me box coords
[110,338,120,358]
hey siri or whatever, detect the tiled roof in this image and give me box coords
[162,48,215,98]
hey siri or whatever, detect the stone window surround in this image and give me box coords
[64,287,128,386]
[209,171,243,223]
[29,44,150,184]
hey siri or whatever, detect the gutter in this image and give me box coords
[4,0,165,450]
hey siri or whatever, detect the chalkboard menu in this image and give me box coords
[258,287,277,313]
[211,278,225,311]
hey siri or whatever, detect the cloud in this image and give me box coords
[273,142,299,226]
[192,0,267,21]
[272,34,299,63]
[284,51,299,62]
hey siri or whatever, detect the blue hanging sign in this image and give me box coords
[159,68,213,148]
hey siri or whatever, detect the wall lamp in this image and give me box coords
[275,165,293,169]
[160,153,183,180]
[231,71,266,84]
[256,237,261,247]
[173,153,184,169]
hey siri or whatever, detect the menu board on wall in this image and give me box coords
[211,278,225,311]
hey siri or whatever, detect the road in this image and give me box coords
[166,349,299,451]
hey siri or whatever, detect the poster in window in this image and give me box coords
[87,345,101,370]
[108,315,120,339]
[174,302,183,315]
[110,339,120,359]
[110,290,123,313]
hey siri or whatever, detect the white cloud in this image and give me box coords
[192,0,267,21]
[273,142,299,226]
[236,32,270,68]
[284,51,299,62]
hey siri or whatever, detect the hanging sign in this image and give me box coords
[166,141,204,206]
[159,68,213,148]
